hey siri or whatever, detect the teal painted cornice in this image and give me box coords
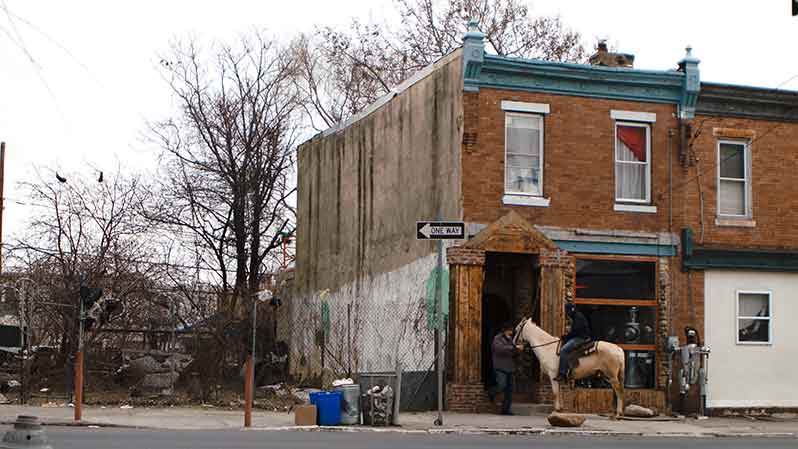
[478,54,686,104]
[460,40,703,110]
[678,46,701,119]
[554,240,677,257]
[681,227,798,271]
[462,19,485,93]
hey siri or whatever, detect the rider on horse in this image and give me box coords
[555,302,592,382]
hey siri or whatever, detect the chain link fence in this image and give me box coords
[284,258,447,411]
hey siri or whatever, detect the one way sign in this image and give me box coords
[416,221,465,240]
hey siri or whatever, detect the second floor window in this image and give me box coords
[505,113,543,196]
[718,140,751,217]
[615,122,651,203]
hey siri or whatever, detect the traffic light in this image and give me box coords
[80,286,103,309]
[79,286,103,331]
[794,0,798,16]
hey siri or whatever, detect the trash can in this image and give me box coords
[309,391,342,426]
[335,384,361,425]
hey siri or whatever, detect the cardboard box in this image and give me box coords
[294,405,317,426]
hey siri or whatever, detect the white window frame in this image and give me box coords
[735,290,772,346]
[717,139,752,218]
[614,121,651,204]
[504,112,544,197]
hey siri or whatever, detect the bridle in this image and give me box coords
[514,318,561,349]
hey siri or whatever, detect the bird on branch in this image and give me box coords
[98,171,104,183]
[55,173,67,183]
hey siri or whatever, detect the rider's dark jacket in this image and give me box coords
[564,310,591,341]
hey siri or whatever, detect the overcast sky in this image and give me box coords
[1,0,797,244]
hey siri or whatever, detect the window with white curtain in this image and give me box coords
[505,113,543,196]
[718,140,751,217]
[615,122,651,203]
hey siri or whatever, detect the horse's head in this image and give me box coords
[512,317,529,346]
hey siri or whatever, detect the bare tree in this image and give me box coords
[8,167,157,360]
[295,0,587,130]
[147,34,299,328]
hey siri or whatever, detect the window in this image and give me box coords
[718,140,751,217]
[505,113,543,196]
[574,257,658,389]
[737,291,771,344]
[615,122,651,203]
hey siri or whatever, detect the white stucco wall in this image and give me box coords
[705,270,798,408]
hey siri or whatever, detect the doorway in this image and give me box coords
[481,253,540,399]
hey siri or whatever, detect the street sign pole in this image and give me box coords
[417,220,463,427]
[435,237,444,427]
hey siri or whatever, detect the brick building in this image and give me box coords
[294,21,798,413]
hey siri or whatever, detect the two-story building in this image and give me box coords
[293,21,798,414]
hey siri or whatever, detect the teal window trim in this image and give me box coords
[554,240,676,257]
[681,226,798,271]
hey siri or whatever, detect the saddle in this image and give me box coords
[557,340,598,371]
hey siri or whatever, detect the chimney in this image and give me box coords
[589,39,635,68]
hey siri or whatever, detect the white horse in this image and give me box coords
[514,317,626,417]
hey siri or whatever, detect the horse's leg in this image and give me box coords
[609,376,624,417]
[550,376,561,412]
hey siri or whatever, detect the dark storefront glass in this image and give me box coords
[576,304,656,345]
[573,258,658,390]
[575,259,656,300]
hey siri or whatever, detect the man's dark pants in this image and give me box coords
[490,369,513,414]
[559,337,587,377]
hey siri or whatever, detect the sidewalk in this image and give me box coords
[0,404,795,438]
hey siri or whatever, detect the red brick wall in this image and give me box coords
[675,115,798,250]
[462,89,679,231]
[446,383,497,413]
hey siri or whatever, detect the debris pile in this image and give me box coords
[361,385,393,426]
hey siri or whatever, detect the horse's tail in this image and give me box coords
[617,346,625,413]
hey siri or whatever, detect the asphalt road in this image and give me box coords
[19,428,797,449]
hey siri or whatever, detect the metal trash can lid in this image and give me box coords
[0,416,53,449]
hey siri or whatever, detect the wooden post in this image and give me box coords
[74,350,83,421]
[244,355,253,427]
[0,142,5,273]
[446,248,486,385]
[75,282,85,422]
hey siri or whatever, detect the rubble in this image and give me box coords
[624,404,657,418]
[547,412,586,427]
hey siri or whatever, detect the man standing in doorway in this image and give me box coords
[488,322,523,415]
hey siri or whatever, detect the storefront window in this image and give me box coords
[577,304,656,345]
[573,257,658,389]
[576,259,656,300]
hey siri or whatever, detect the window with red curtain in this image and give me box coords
[615,123,650,202]
[617,126,647,162]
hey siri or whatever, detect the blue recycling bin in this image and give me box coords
[309,391,342,426]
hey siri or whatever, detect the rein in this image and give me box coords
[516,318,561,349]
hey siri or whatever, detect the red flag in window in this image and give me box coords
[617,126,647,162]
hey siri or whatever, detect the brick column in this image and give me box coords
[445,247,488,412]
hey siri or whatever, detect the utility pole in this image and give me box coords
[18,279,26,405]
[0,142,5,273]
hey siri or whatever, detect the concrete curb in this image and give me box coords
[249,425,797,439]
[1,420,145,430]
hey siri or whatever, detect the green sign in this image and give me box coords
[425,267,449,329]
